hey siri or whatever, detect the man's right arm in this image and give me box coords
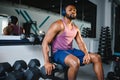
[41,21,62,75]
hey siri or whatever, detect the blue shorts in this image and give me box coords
[52,48,85,67]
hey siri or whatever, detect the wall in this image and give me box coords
[0,37,95,66]
[0,2,91,35]
[89,0,112,39]
[0,45,44,66]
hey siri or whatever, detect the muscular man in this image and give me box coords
[42,4,104,80]
[3,16,24,35]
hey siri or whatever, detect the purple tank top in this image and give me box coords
[52,20,77,53]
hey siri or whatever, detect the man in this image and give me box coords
[42,4,104,80]
[3,16,24,35]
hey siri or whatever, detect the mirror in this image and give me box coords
[0,0,97,42]
[0,0,23,36]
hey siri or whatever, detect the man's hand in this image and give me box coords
[44,62,55,75]
[83,54,90,64]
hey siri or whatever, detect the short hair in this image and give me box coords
[9,16,18,25]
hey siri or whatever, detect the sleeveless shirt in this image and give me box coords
[52,20,77,53]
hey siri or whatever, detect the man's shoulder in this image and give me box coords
[54,19,62,24]
[52,19,63,27]
[50,19,64,31]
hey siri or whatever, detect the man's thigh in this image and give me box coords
[53,49,85,66]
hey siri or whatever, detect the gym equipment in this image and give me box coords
[38,30,45,44]
[81,27,91,38]
[12,60,27,71]
[20,30,45,45]
[23,22,31,37]
[5,71,25,80]
[40,62,68,80]
[20,33,26,40]
[5,60,27,80]
[40,45,68,80]
[25,59,41,80]
[28,58,41,68]
[0,62,13,80]
[25,67,41,80]
[98,26,112,63]
[106,71,120,80]
[28,32,45,44]
[114,57,120,77]
[28,33,35,43]
[106,56,120,80]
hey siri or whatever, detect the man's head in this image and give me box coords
[62,4,77,20]
[8,16,18,25]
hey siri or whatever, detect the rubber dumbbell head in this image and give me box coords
[13,60,27,71]
[28,59,40,68]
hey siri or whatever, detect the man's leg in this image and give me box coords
[53,50,80,80]
[89,53,104,80]
[64,54,80,80]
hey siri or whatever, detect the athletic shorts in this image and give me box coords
[52,48,85,67]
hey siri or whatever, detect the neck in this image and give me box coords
[63,17,72,25]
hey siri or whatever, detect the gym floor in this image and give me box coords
[76,63,113,80]
[39,62,113,80]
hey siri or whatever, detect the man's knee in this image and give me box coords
[90,54,102,62]
[71,60,80,69]
[65,55,80,69]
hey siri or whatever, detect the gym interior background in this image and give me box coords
[0,0,120,80]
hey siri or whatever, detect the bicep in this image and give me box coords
[75,29,84,44]
[43,23,60,44]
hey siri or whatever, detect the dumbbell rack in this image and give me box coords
[98,26,112,63]
[81,27,91,38]
[0,59,66,80]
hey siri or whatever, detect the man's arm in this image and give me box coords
[75,27,90,64]
[42,21,62,75]
[75,28,88,54]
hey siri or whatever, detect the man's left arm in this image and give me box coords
[75,28,90,64]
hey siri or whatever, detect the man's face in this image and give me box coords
[65,5,77,20]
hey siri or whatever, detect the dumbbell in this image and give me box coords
[27,58,40,68]
[114,65,120,77]
[12,60,27,71]
[28,33,35,43]
[24,58,41,80]
[5,60,27,80]
[0,62,13,80]
[20,33,26,40]
[40,63,65,79]
[107,71,120,80]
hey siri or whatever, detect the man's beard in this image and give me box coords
[66,14,76,20]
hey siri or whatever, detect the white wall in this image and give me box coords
[104,0,112,27]
[89,0,112,39]
[0,37,95,66]
[0,45,44,66]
